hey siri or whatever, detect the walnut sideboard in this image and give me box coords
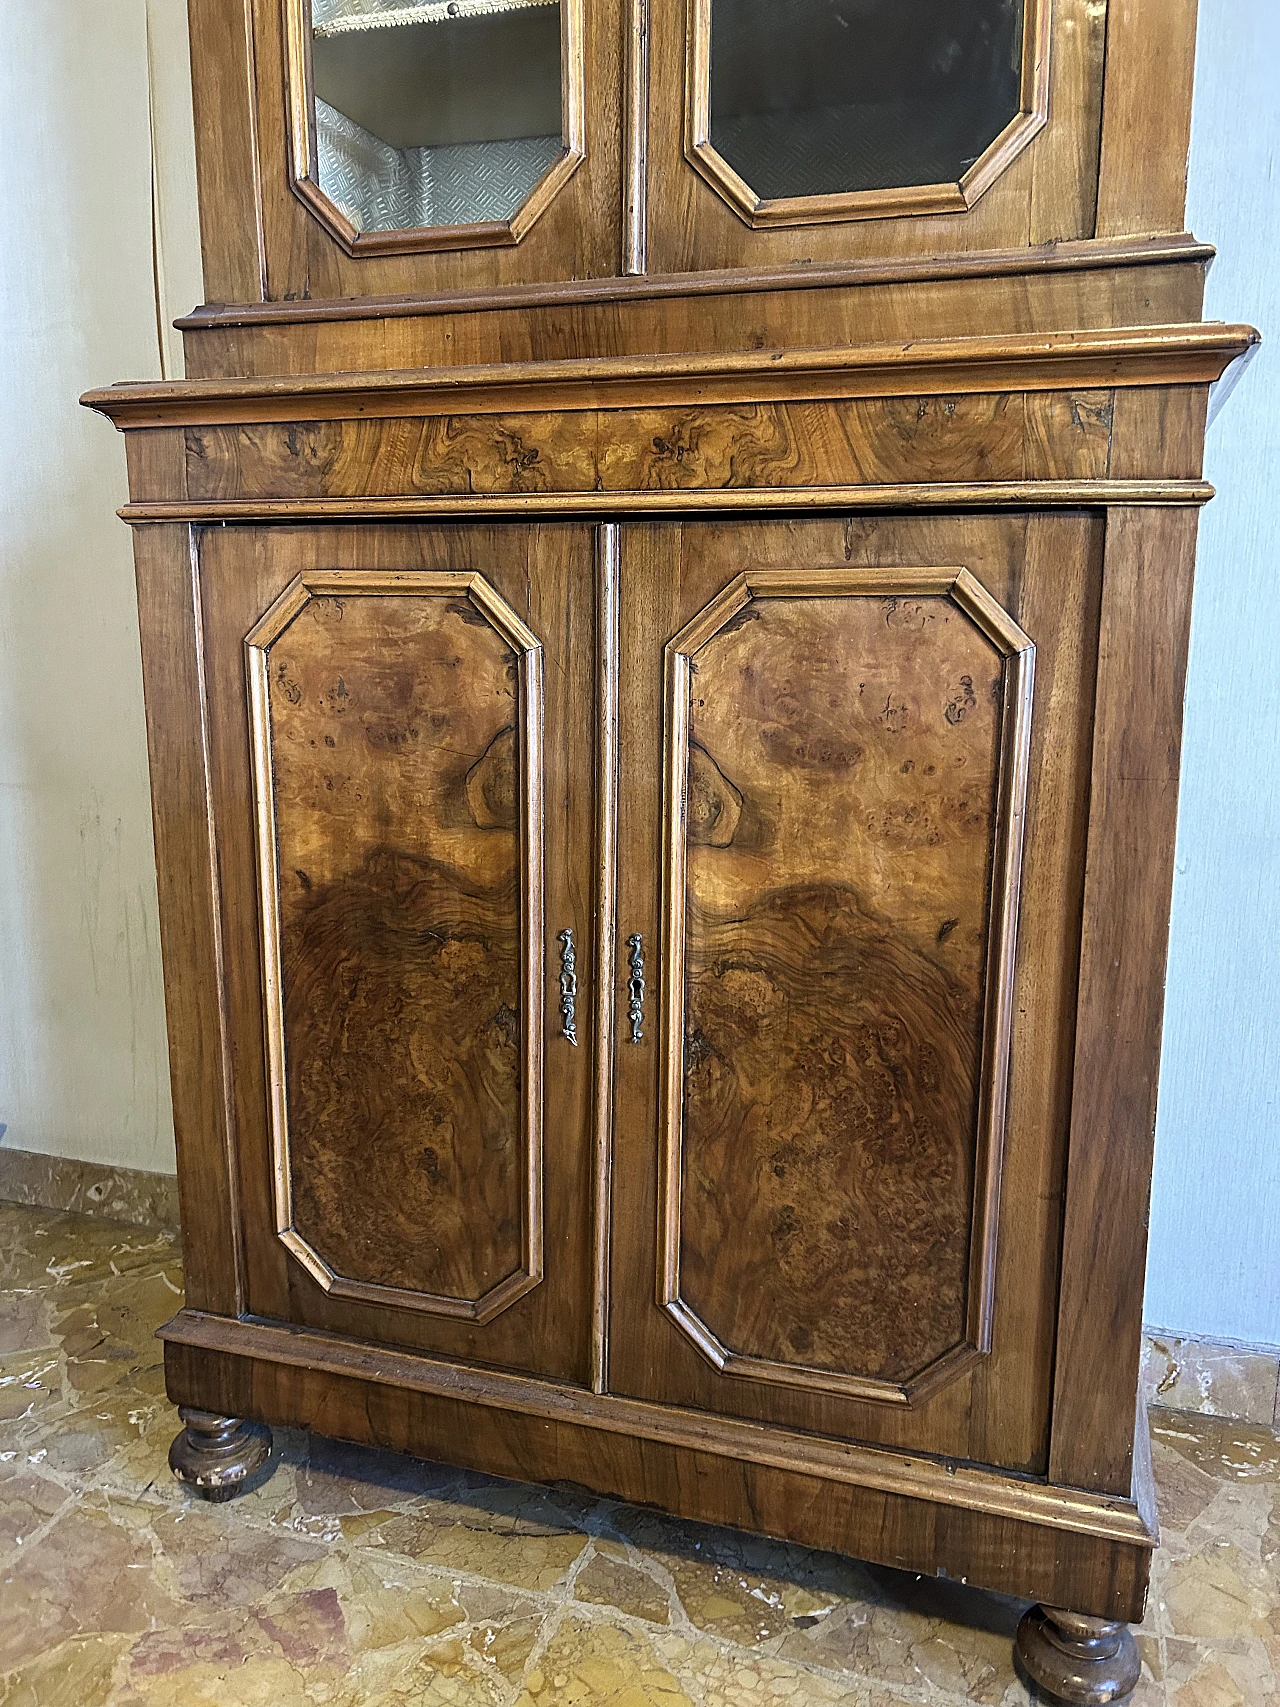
[85,1,1259,1699]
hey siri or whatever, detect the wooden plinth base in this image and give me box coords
[1015,1605,1141,1704]
[168,1407,272,1502]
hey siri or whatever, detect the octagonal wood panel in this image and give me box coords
[659,567,1034,1403]
[247,571,544,1322]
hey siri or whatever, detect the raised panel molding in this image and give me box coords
[246,570,545,1324]
[658,567,1035,1405]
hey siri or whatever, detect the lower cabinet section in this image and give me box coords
[144,501,1174,1650]
[194,510,1102,1452]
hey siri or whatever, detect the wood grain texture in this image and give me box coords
[1050,506,1201,1495]
[84,325,1259,431]
[163,1307,1154,1546]
[591,528,621,1391]
[177,247,1212,384]
[130,521,243,1316]
[193,523,597,1381]
[664,581,1025,1394]
[179,392,1114,503]
[161,1328,1157,1623]
[176,235,1215,331]
[249,581,541,1315]
[1027,0,1107,245]
[609,514,1101,1470]
[186,0,265,304]
[120,482,1217,528]
[1095,0,1199,239]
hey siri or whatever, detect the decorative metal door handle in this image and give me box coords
[626,933,646,1043]
[558,928,578,1046]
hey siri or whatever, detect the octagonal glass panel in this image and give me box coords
[709,0,1026,202]
[309,0,564,233]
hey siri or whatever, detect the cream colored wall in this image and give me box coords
[0,0,202,1173]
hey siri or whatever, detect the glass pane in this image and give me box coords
[709,0,1025,201]
[310,0,563,233]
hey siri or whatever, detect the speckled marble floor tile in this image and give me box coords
[1,1202,1276,1705]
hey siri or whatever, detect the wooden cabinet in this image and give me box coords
[86,3,1258,1700]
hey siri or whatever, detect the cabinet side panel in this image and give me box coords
[1095,0,1198,239]
[187,0,265,303]
[1050,504,1200,1494]
[133,523,243,1314]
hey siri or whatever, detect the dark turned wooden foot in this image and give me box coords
[169,1407,272,1502]
[1015,1606,1141,1705]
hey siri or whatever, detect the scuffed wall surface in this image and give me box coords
[0,0,201,1172]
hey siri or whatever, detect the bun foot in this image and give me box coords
[169,1407,272,1502]
[1015,1606,1141,1704]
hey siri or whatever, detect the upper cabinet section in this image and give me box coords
[289,0,584,252]
[690,0,1047,227]
[186,0,1201,308]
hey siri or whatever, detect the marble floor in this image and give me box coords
[0,1203,1276,1707]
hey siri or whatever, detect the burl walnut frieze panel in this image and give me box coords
[660,567,1034,1405]
[246,571,545,1323]
[182,392,1117,502]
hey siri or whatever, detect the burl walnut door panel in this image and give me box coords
[197,523,598,1382]
[610,515,1104,1470]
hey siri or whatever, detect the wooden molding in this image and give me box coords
[683,0,1050,229]
[84,324,1258,430]
[591,526,621,1393]
[118,481,1217,527]
[280,0,586,256]
[173,234,1215,331]
[245,569,546,1325]
[159,1304,1156,1548]
[657,567,1034,1405]
[622,0,650,273]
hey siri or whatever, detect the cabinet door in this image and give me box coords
[197,523,600,1383]
[609,515,1103,1470]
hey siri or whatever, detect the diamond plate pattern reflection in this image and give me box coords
[312,0,556,37]
[712,97,989,198]
[316,99,561,232]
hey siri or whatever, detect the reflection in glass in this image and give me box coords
[709,0,1025,202]
[310,0,563,233]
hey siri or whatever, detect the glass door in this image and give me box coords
[287,0,585,251]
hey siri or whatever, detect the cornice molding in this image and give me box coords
[84,323,1259,430]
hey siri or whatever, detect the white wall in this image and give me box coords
[1,2,1276,1345]
[0,0,201,1174]
[1145,0,1280,1350]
